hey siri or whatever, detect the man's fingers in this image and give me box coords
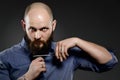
[56,42,63,60]
[61,46,67,60]
[40,68,46,72]
[40,62,46,68]
[55,42,70,62]
[64,46,69,57]
[40,61,46,72]
[34,57,44,62]
[55,43,59,59]
[58,42,64,62]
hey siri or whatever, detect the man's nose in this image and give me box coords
[35,30,41,39]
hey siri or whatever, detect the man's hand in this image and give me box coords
[24,57,46,80]
[55,37,78,62]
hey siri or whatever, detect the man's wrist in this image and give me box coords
[73,37,80,46]
[17,75,27,80]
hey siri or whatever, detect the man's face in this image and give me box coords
[22,8,56,53]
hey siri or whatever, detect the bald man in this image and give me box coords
[0,2,118,80]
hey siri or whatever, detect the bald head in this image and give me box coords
[24,2,53,21]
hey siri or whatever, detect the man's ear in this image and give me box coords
[52,19,57,31]
[21,19,26,31]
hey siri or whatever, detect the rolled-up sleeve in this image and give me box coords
[72,48,118,73]
[96,51,118,72]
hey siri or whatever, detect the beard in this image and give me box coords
[24,32,53,58]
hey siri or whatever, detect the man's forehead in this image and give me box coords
[28,18,52,29]
[27,9,51,22]
[29,21,51,29]
[25,13,51,26]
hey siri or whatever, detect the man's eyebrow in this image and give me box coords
[29,26,37,29]
[40,26,49,29]
[29,26,49,30]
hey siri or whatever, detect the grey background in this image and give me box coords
[0,0,120,80]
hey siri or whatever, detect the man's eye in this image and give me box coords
[29,28,36,32]
[41,28,48,32]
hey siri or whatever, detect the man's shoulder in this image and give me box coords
[0,43,21,57]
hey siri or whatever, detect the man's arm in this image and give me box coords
[55,37,115,64]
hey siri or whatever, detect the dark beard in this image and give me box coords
[24,32,53,59]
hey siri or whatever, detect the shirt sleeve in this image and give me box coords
[70,47,118,73]
[0,59,11,80]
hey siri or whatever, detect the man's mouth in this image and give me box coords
[34,41,43,47]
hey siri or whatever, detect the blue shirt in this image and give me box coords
[0,39,118,80]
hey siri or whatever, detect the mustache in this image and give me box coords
[32,39,45,45]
